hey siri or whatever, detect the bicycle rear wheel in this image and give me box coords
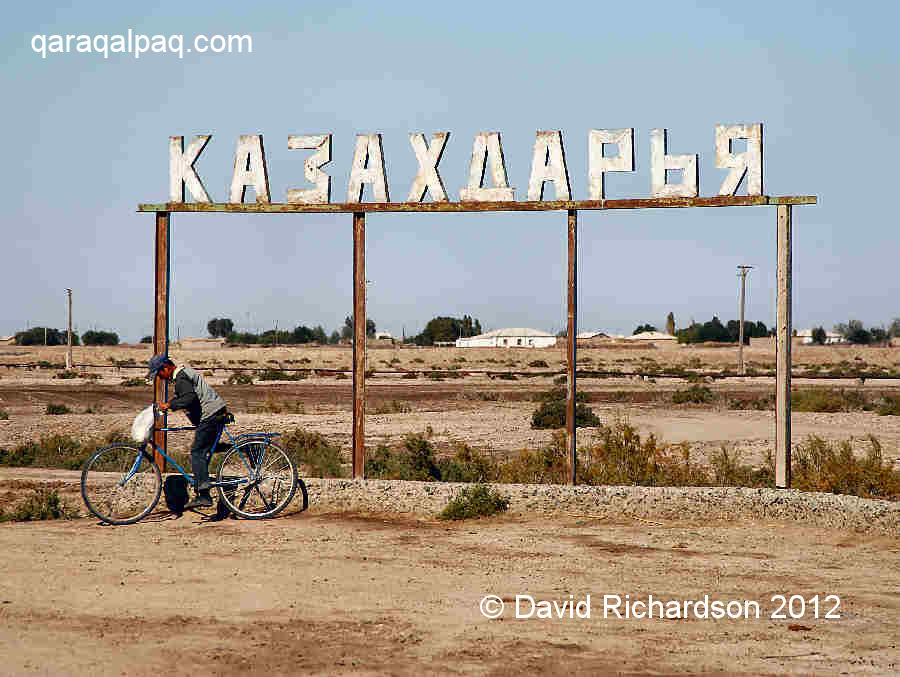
[81,444,162,525]
[216,439,297,519]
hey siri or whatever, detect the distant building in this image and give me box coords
[626,331,677,343]
[456,328,557,348]
[181,337,226,349]
[374,331,393,340]
[795,329,845,345]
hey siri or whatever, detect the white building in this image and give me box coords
[626,331,677,343]
[456,328,557,348]
[795,329,844,345]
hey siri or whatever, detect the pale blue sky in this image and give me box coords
[2,1,897,341]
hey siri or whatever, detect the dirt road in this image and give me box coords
[2,510,898,676]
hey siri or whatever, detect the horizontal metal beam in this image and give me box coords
[138,195,816,214]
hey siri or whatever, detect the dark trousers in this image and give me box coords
[190,410,226,496]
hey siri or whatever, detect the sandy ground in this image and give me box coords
[1,510,898,676]
[2,345,899,675]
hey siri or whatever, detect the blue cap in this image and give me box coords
[147,354,172,379]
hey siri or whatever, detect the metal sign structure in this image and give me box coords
[141,126,816,488]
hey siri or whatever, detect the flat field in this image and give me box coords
[1,343,899,675]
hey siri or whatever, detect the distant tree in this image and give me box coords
[341,316,353,340]
[140,335,153,344]
[412,315,484,346]
[226,331,259,344]
[811,326,827,345]
[889,318,900,338]
[665,312,675,336]
[835,319,872,345]
[15,327,68,346]
[366,319,376,338]
[292,325,315,343]
[871,327,888,344]
[633,324,657,335]
[676,316,732,344]
[82,330,119,346]
[207,318,234,338]
[328,330,341,344]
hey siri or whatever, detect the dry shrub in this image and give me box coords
[0,430,128,470]
[0,489,78,522]
[791,389,870,413]
[280,428,344,477]
[792,435,900,499]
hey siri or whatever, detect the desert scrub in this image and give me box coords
[438,442,500,483]
[728,392,775,411]
[281,428,345,477]
[528,359,549,368]
[257,368,305,382]
[365,434,442,481]
[371,400,412,415]
[226,370,253,385]
[876,395,900,416]
[54,370,78,379]
[671,385,714,405]
[120,377,146,387]
[45,403,71,415]
[439,485,509,520]
[0,489,78,522]
[0,409,8,420]
[791,389,869,413]
[792,435,900,500]
[0,430,128,470]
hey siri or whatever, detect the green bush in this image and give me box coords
[439,485,510,520]
[672,385,714,405]
[365,434,442,481]
[82,330,119,346]
[280,428,345,478]
[45,403,71,415]
[0,489,77,522]
[438,443,500,483]
[54,370,78,380]
[0,409,8,420]
[531,390,600,429]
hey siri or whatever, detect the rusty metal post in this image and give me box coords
[152,212,170,473]
[566,209,578,485]
[352,212,366,478]
[775,205,792,488]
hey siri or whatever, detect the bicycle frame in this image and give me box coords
[143,419,281,490]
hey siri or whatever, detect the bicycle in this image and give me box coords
[81,406,307,525]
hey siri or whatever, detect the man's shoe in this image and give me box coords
[184,494,213,510]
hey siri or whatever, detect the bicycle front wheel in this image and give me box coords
[81,444,162,525]
[216,439,297,519]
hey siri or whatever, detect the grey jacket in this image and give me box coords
[168,365,227,425]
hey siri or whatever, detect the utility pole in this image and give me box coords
[65,288,73,369]
[737,265,753,375]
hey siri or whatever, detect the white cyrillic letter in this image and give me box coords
[588,128,633,200]
[459,132,515,201]
[407,132,450,202]
[347,134,390,203]
[229,135,270,203]
[287,134,331,204]
[650,129,698,198]
[169,135,212,202]
[716,123,763,196]
[527,131,571,201]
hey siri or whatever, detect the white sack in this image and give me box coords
[131,405,156,443]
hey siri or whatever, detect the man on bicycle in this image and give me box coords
[147,354,228,510]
